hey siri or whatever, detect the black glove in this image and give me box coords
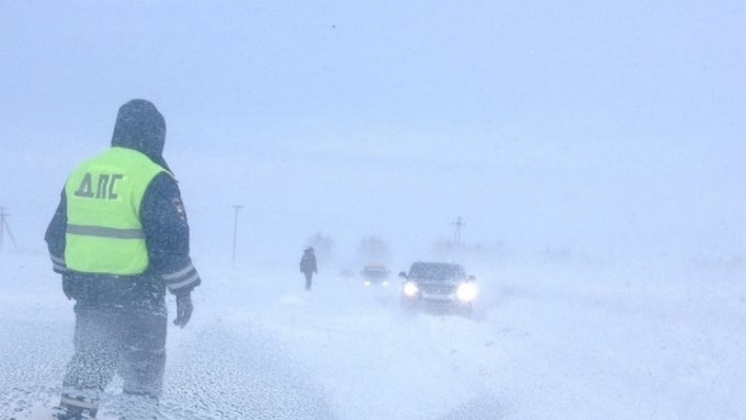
[173,292,193,328]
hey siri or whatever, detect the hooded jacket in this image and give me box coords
[45,99,200,305]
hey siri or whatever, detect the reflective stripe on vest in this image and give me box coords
[66,224,146,239]
[64,147,169,275]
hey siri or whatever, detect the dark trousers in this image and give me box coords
[304,272,313,290]
[60,300,167,416]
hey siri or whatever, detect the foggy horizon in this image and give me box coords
[2,1,744,267]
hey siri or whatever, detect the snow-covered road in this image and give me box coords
[2,253,745,419]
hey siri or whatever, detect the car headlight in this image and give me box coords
[456,282,478,302]
[402,281,419,297]
[364,281,371,287]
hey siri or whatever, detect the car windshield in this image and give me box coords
[409,263,464,281]
[362,267,388,278]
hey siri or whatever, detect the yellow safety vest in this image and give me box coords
[64,147,168,275]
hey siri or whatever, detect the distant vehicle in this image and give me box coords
[360,264,390,287]
[399,262,477,317]
[338,269,356,281]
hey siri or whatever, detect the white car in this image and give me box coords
[399,262,477,317]
[360,264,390,287]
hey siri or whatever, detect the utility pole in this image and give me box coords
[451,216,465,250]
[231,205,243,267]
[0,206,18,252]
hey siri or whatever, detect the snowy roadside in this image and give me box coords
[2,252,746,419]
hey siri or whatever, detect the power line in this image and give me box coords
[0,206,18,251]
[451,216,465,248]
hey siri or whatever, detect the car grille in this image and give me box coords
[417,281,457,296]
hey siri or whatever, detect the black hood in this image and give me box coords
[110,99,171,172]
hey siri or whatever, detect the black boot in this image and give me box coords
[54,404,96,420]
[55,393,98,419]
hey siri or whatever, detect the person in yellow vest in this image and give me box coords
[45,99,201,420]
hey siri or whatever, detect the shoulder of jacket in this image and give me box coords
[144,172,181,199]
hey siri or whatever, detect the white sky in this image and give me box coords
[1,1,744,266]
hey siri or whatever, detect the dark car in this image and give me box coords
[399,262,477,317]
[360,264,390,287]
